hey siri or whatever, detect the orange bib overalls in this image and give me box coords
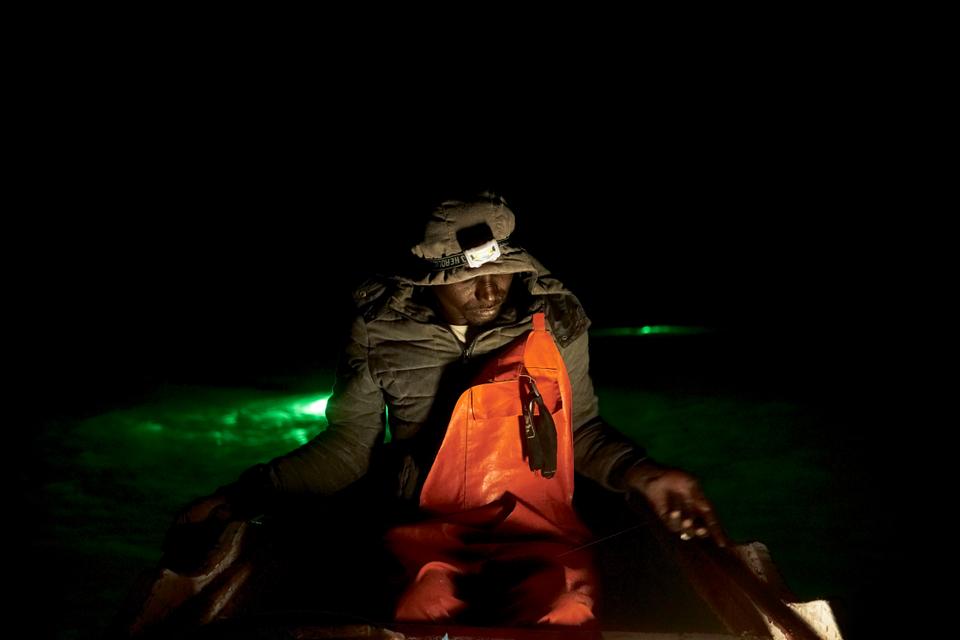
[386,313,598,626]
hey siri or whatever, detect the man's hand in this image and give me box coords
[624,462,728,547]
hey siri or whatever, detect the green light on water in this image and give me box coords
[299,397,328,417]
[591,325,713,337]
[128,392,332,448]
[289,427,312,445]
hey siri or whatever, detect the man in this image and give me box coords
[179,192,726,625]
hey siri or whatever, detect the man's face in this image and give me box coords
[432,273,514,326]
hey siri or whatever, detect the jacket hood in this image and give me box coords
[398,195,540,286]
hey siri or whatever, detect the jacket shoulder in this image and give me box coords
[543,290,590,346]
[351,278,395,322]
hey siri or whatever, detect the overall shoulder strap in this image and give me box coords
[532,311,547,333]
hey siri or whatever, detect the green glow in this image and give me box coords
[591,325,713,337]
[126,392,332,448]
[288,427,312,445]
[299,397,328,417]
[241,393,332,444]
[383,405,391,444]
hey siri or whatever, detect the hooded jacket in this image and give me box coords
[231,263,645,512]
[229,196,647,512]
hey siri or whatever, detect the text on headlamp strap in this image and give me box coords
[426,238,511,271]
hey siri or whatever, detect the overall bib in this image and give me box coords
[387,313,598,626]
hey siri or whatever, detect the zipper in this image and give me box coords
[442,324,474,362]
[460,320,527,363]
[461,324,500,363]
[462,338,478,362]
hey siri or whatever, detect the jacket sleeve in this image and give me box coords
[560,329,648,491]
[224,316,386,512]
